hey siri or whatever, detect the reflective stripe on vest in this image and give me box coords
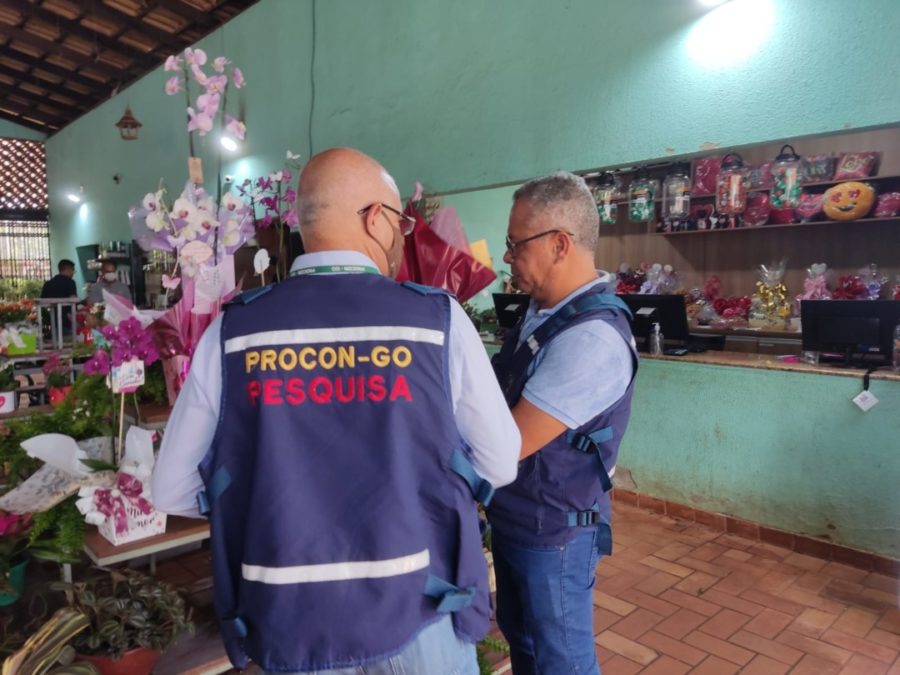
[224,325,445,354]
[242,549,430,585]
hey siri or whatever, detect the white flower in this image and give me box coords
[145,210,169,232]
[222,217,242,246]
[286,150,302,161]
[171,197,197,222]
[142,192,159,211]
[197,195,216,214]
[269,171,284,183]
[221,192,243,212]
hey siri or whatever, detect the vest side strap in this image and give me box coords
[424,575,477,613]
[449,449,495,507]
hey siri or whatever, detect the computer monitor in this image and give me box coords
[618,294,690,351]
[492,293,529,328]
[801,300,900,367]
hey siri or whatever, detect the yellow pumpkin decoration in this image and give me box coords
[822,181,875,221]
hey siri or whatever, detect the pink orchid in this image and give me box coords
[162,274,182,290]
[164,54,183,72]
[284,187,297,204]
[184,47,207,66]
[205,74,228,95]
[213,56,230,73]
[187,107,213,136]
[283,208,299,228]
[232,67,245,88]
[225,114,246,141]
[165,76,182,96]
[196,91,221,116]
[191,63,209,86]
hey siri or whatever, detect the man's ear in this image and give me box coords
[362,204,382,238]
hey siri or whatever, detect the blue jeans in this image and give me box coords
[264,615,477,674]
[493,527,606,675]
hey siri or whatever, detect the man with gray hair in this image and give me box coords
[488,171,638,674]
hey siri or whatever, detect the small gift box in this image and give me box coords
[85,473,167,546]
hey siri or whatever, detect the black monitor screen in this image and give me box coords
[801,300,900,366]
[618,294,690,347]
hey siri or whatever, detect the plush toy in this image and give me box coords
[822,181,875,221]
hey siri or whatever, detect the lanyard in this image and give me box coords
[289,264,380,277]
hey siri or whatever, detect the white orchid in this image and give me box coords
[221,192,243,212]
[269,171,284,183]
[171,197,197,222]
[145,210,169,232]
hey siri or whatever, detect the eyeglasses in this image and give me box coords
[504,229,572,256]
[358,203,416,236]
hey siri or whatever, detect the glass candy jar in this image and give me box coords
[662,163,691,220]
[593,172,619,225]
[770,144,802,209]
[629,169,656,222]
[716,153,750,216]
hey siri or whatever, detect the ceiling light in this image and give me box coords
[66,186,84,203]
[698,0,730,6]
[220,136,238,152]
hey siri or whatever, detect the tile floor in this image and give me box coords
[160,501,900,674]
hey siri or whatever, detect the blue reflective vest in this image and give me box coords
[488,283,638,547]
[198,273,491,671]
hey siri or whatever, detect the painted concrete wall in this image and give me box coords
[0,119,45,142]
[46,0,900,286]
[620,360,900,558]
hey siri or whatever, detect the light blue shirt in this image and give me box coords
[518,275,635,429]
[152,251,521,517]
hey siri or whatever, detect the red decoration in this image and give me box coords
[831,275,868,300]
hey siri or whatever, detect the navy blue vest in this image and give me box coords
[488,283,638,547]
[199,273,490,671]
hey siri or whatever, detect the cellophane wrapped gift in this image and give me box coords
[893,275,900,301]
[76,428,166,546]
[796,263,831,304]
[857,264,887,300]
[750,260,791,326]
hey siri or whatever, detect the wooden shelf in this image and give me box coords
[653,216,900,236]
[688,173,900,199]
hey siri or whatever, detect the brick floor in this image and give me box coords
[161,501,899,674]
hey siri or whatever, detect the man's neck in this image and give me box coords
[534,269,601,309]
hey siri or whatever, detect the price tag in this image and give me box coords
[111,358,145,394]
[852,390,878,412]
[188,156,204,184]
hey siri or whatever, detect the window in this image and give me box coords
[0,138,50,294]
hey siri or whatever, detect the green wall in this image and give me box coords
[621,361,900,558]
[0,119,45,142]
[46,0,900,286]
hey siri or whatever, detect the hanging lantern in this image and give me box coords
[115,106,142,141]
[770,144,803,209]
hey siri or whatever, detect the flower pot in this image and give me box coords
[0,389,16,415]
[77,646,161,675]
[5,333,37,356]
[48,385,73,407]
[0,556,28,606]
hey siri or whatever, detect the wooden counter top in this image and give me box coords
[642,350,900,381]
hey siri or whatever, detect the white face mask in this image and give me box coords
[103,272,118,282]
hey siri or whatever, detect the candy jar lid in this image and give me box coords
[598,172,617,188]
[774,144,801,164]
[720,153,746,171]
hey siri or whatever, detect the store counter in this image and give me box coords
[481,335,899,559]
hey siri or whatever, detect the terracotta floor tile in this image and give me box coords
[674,571,721,596]
[790,653,844,675]
[697,589,766,617]
[609,608,666,640]
[887,658,900,675]
[719,548,753,562]
[696,608,750,640]
[792,571,833,594]
[837,653,890,675]
[754,570,800,595]
[821,561,870,583]
[655,542,696,562]
[744,609,795,639]
[600,653,644,675]
[641,555,695,579]
[831,607,878,637]
[781,587,849,616]
[595,606,623,632]
[787,608,839,638]
[690,542,730,562]
[687,655,740,674]
[618,588,680,618]
[595,630,659,666]
[635,570,683,596]
[654,608,708,640]
[866,628,900,651]
[595,590,638,616]
[711,571,758,596]
[676,557,732,579]
[774,629,852,665]
[738,589,805,617]
[639,655,691,674]
[658,589,721,617]
[714,534,755,551]
[727,630,803,666]
[862,572,899,594]
[683,631,754,666]
[636,630,707,666]
[739,654,791,675]
[820,628,899,664]
[876,610,900,634]
[784,552,829,572]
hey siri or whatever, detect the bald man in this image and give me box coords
[152,148,520,674]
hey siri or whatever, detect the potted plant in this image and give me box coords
[54,568,193,675]
[0,362,19,415]
[0,513,31,606]
[2,608,100,674]
[42,356,73,408]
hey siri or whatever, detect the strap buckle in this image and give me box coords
[567,509,603,527]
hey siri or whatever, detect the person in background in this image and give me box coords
[151,147,520,675]
[488,172,638,674]
[40,259,77,300]
[86,260,130,304]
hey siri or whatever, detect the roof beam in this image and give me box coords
[0,46,108,94]
[85,2,190,52]
[0,63,103,105]
[0,110,49,133]
[7,0,160,70]
[0,98,67,127]
[0,22,125,81]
